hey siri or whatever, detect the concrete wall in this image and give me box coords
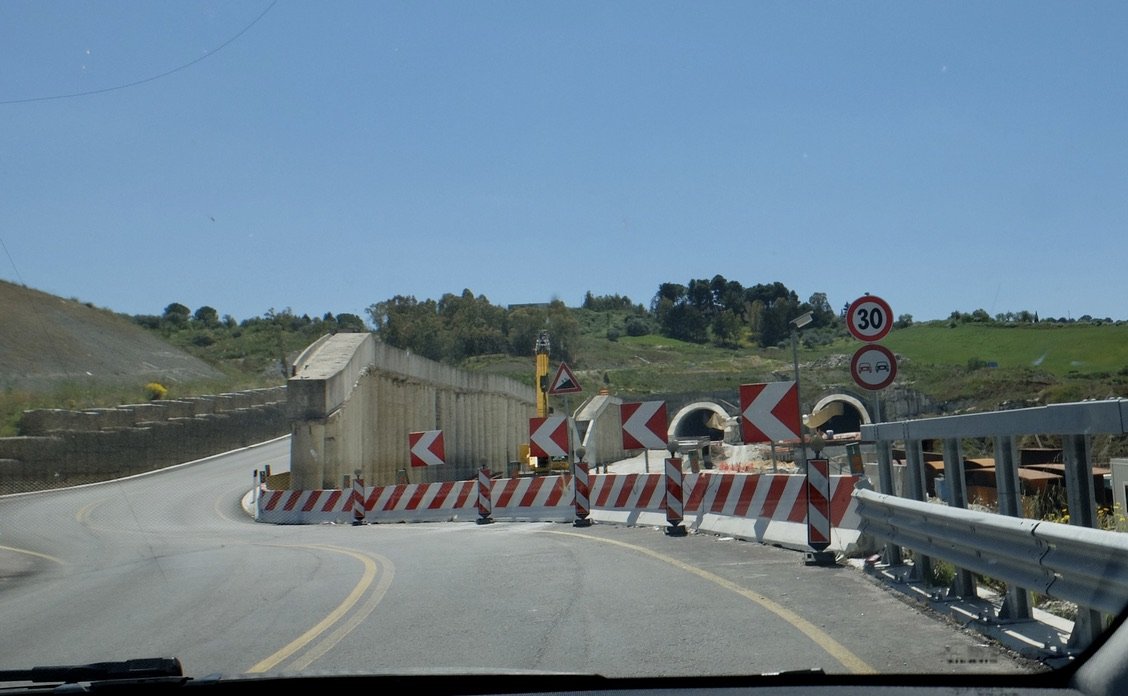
[574,393,628,467]
[288,334,536,489]
[0,387,288,493]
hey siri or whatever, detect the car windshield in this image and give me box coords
[2,0,1126,688]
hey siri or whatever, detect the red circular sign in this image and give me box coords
[846,294,893,342]
[850,344,897,390]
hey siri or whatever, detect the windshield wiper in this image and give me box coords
[0,657,183,684]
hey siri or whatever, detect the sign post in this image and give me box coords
[847,293,900,567]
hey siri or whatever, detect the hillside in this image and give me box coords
[3,279,1127,441]
[0,280,223,392]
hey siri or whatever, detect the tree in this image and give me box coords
[193,305,219,327]
[367,295,443,360]
[711,310,743,348]
[334,313,367,333]
[162,302,191,328]
[438,289,508,360]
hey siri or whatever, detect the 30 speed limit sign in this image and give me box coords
[846,294,893,342]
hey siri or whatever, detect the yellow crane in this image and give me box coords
[535,329,550,418]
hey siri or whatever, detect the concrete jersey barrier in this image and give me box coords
[254,471,867,553]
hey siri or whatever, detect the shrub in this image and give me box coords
[144,382,168,400]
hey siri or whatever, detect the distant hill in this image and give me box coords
[0,280,223,391]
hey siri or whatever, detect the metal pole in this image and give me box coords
[791,328,806,472]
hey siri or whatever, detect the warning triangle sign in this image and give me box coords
[549,362,582,394]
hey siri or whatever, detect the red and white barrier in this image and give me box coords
[254,470,866,552]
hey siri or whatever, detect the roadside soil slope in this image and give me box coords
[0,280,222,391]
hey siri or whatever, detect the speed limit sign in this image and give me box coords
[846,294,893,342]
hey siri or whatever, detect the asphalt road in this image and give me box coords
[0,438,1044,679]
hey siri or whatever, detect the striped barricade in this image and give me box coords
[254,470,865,552]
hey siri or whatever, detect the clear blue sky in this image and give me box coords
[2,1,1125,324]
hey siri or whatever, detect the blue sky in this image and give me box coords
[2,1,1125,324]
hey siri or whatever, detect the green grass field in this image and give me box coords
[883,322,1128,377]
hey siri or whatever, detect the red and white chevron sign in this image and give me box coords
[409,430,445,467]
[739,382,800,443]
[806,458,832,551]
[620,400,668,450]
[529,415,569,458]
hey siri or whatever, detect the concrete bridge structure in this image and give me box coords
[284,333,918,489]
[286,333,630,488]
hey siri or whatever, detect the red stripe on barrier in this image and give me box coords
[302,492,321,513]
[496,478,520,508]
[261,490,283,510]
[684,474,707,512]
[614,474,638,509]
[544,477,567,507]
[454,481,474,508]
[321,490,342,512]
[830,475,857,525]
[405,484,428,510]
[787,480,808,523]
[383,484,407,511]
[427,482,454,509]
[638,473,662,510]
[519,478,545,507]
[283,491,306,512]
[709,474,734,514]
[759,476,790,519]
[733,476,760,517]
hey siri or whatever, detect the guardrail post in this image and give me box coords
[875,439,902,565]
[1062,434,1098,528]
[994,435,1031,620]
[941,438,977,599]
[905,440,932,583]
[1062,433,1105,649]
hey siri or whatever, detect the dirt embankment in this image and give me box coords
[0,280,223,391]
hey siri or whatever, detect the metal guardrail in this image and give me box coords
[856,398,1128,650]
[855,488,1128,616]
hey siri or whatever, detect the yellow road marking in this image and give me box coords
[0,543,65,565]
[546,530,876,675]
[248,545,395,674]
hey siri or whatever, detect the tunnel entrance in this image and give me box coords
[669,402,731,442]
[810,394,870,435]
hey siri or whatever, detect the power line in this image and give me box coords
[0,1,277,106]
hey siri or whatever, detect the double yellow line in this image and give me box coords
[248,545,395,674]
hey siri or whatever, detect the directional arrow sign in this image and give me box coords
[529,415,569,458]
[739,382,800,443]
[408,430,445,467]
[620,401,668,451]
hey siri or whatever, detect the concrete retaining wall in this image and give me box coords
[0,387,288,493]
[288,334,536,489]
